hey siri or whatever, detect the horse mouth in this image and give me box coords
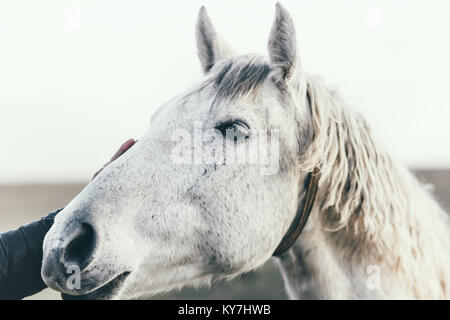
[61,272,131,300]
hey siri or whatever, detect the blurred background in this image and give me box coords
[0,0,449,299]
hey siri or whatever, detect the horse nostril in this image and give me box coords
[63,223,97,272]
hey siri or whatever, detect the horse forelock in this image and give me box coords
[189,55,282,106]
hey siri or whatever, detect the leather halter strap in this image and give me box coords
[272,167,320,256]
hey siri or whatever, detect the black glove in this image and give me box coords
[0,208,62,300]
[0,138,136,300]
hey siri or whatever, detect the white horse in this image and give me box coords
[41,3,450,299]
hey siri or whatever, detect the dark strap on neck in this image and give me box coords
[272,167,320,256]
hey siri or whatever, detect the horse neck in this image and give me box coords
[276,75,450,299]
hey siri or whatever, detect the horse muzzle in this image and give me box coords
[41,211,130,299]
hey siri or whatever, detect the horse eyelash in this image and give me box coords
[215,119,251,139]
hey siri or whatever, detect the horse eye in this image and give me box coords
[215,120,250,142]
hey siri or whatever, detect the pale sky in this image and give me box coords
[0,0,449,183]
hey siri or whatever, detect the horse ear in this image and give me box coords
[196,6,234,73]
[268,3,299,81]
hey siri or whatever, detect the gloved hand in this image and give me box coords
[0,139,136,300]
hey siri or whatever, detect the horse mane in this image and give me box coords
[300,74,450,297]
[300,74,409,242]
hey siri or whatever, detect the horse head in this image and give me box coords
[41,3,314,299]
